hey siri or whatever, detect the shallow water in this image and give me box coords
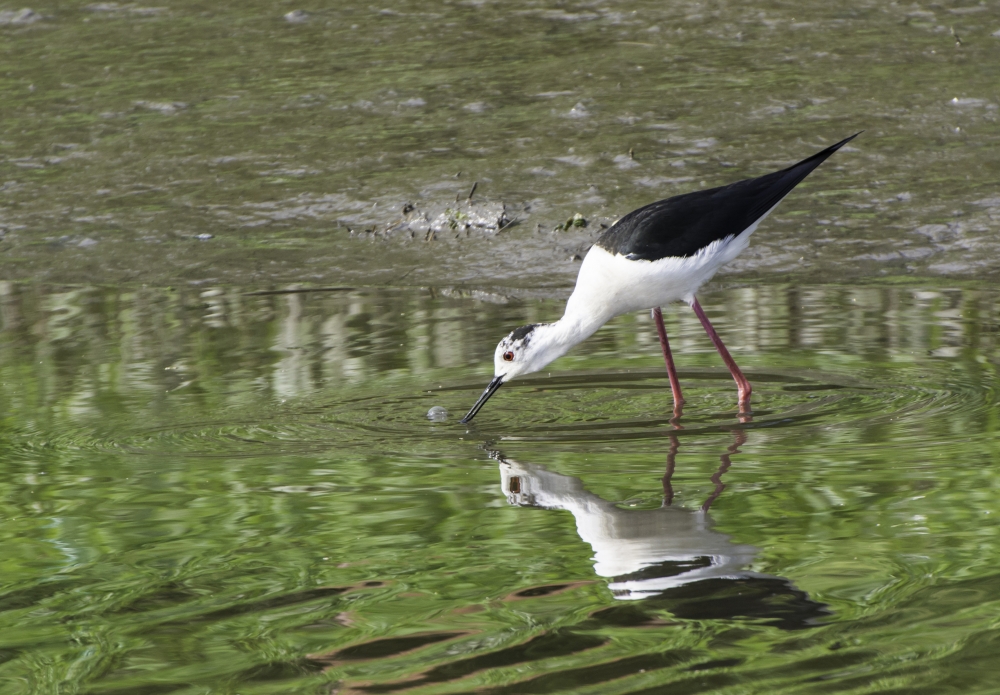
[1,0,999,289]
[1,282,999,693]
[3,1,1000,692]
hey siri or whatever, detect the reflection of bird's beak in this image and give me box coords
[460,375,504,423]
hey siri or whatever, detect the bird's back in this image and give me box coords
[595,134,859,262]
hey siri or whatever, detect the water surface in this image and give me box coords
[3,1,1000,691]
[1,283,998,693]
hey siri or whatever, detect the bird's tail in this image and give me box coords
[746,132,862,222]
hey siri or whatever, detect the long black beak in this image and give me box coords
[460,375,504,423]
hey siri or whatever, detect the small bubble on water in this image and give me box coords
[427,406,448,421]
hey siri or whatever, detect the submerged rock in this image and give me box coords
[0,8,42,24]
[134,100,187,115]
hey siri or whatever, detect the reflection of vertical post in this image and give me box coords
[787,286,801,350]
[118,289,141,394]
[201,287,228,329]
[0,281,20,333]
[757,285,780,351]
[227,290,244,330]
[738,286,759,353]
[885,287,899,355]
[702,429,747,512]
[284,292,302,340]
[961,290,976,355]
[342,296,369,381]
[321,314,348,384]
[432,305,464,369]
[662,431,679,507]
[408,303,431,374]
[273,292,311,398]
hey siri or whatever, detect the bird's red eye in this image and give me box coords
[502,351,515,362]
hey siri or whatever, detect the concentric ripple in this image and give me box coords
[22,360,987,462]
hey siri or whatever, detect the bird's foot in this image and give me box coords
[737,388,752,423]
[670,400,685,428]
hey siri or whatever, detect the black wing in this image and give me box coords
[595,133,860,261]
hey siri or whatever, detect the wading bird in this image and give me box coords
[461,134,859,423]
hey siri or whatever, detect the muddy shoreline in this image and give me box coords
[2,188,998,294]
[3,2,998,293]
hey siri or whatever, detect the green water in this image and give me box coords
[3,0,1000,692]
[1,284,999,693]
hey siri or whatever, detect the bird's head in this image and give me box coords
[461,323,564,423]
[493,322,555,381]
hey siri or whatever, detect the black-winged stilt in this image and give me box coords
[461,133,860,423]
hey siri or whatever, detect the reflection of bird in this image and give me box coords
[493,435,829,627]
[500,458,755,599]
[462,134,860,423]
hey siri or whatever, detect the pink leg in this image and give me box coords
[689,297,752,413]
[652,307,684,417]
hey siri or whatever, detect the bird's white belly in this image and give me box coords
[566,229,753,320]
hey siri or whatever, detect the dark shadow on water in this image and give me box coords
[356,631,607,693]
[440,651,697,695]
[337,570,1000,695]
[317,631,468,663]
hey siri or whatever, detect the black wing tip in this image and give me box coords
[593,131,863,258]
[775,131,862,178]
[815,131,863,157]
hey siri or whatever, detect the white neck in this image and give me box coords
[559,304,607,344]
[533,302,608,367]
